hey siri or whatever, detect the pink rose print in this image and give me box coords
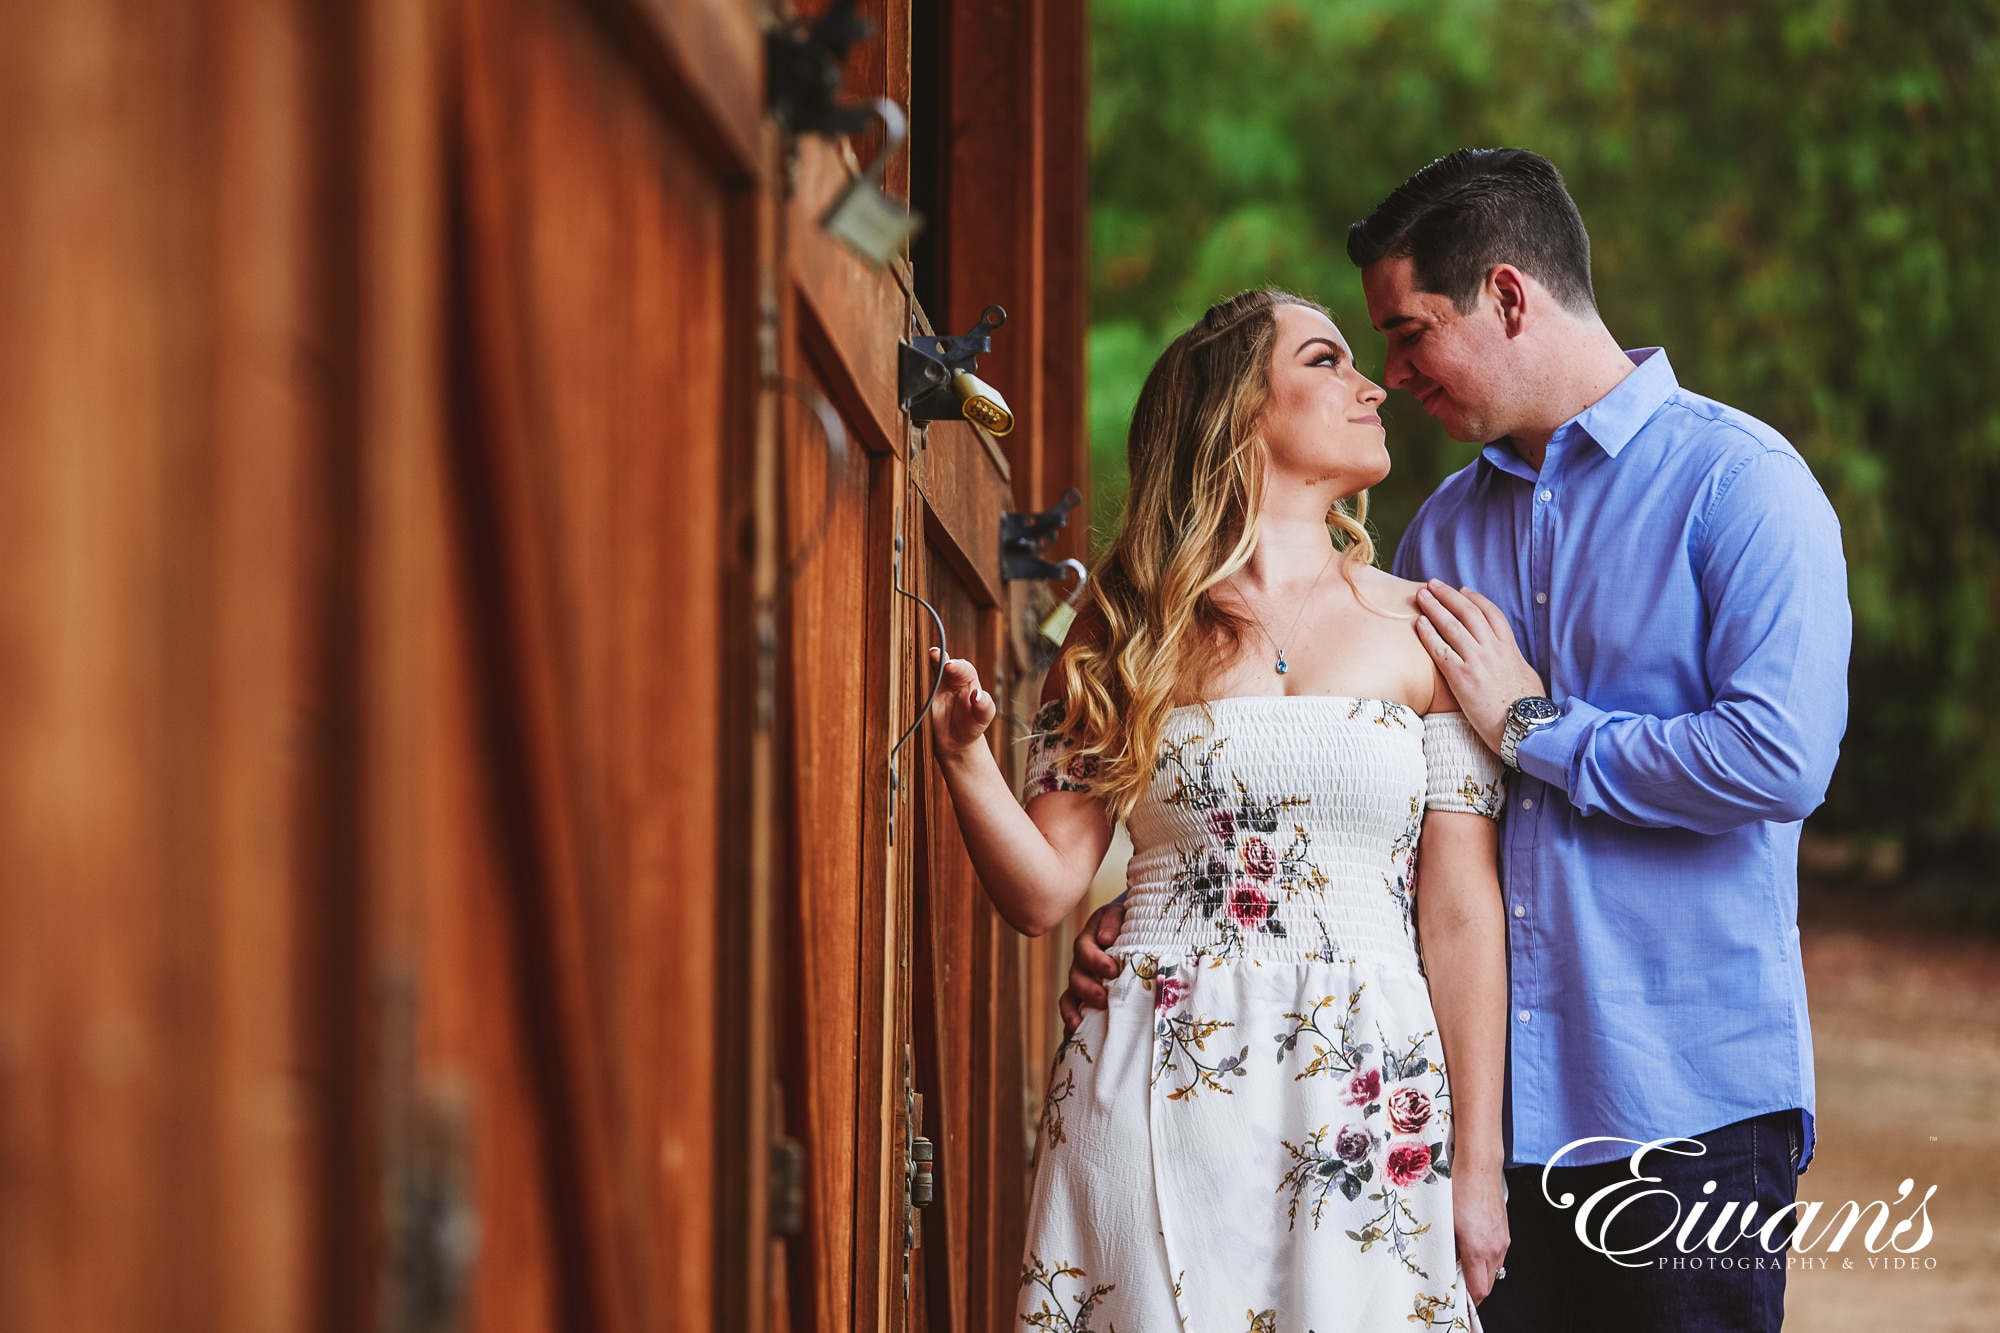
[1206,808,1237,843]
[1387,1086,1432,1135]
[1384,1143,1433,1188]
[1341,1068,1381,1107]
[1226,883,1272,928]
[1238,835,1277,881]
[1153,975,1190,1011]
[1333,1124,1373,1164]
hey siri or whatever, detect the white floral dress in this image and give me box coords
[1020,696,1504,1333]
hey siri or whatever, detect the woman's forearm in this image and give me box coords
[935,740,1108,936]
[1414,825,1509,1170]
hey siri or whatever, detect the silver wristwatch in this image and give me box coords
[1500,695,1561,770]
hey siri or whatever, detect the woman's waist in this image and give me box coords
[1108,902,1423,971]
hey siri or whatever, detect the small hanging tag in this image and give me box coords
[1038,601,1078,645]
[821,178,924,267]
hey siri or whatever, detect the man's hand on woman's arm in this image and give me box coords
[1414,452,1850,834]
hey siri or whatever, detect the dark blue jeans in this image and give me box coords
[1477,1109,1804,1333]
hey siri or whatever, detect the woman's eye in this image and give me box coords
[1309,353,1341,368]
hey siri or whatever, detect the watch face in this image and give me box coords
[1513,696,1561,724]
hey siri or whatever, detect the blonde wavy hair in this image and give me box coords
[1056,289,1377,819]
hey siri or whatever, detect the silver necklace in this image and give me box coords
[1241,544,1339,676]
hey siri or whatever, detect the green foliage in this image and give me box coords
[1089,0,2000,848]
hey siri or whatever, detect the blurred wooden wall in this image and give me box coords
[0,1,1087,1331]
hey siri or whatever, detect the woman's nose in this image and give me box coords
[1358,376,1388,407]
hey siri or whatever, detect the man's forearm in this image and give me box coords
[1515,696,1843,833]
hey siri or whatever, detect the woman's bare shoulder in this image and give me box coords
[1352,561,1424,618]
[1349,562,1452,712]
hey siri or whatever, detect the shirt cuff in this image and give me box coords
[1515,696,1605,792]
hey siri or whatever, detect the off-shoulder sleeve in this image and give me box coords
[1022,699,1096,800]
[1422,711,1504,818]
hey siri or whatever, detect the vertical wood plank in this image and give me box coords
[941,0,1048,511]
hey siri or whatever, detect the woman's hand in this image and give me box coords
[928,648,997,756]
[1452,1159,1510,1305]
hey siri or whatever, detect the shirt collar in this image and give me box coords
[1477,347,1678,478]
[1570,347,1676,458]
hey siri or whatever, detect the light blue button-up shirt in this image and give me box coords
[1393,348,1850,1171]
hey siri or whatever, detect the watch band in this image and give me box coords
[1501,696,1560,770]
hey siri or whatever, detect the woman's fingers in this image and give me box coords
[927,650,995,745]
[930,650,989,712]
[931,647,980,694]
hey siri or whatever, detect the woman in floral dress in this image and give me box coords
[929,290,1509,1332]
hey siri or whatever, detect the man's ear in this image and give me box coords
[1487,264,1532,338]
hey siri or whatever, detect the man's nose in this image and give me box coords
[1382,344,1413,390]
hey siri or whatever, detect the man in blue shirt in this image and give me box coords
[1064,149,1850,1331]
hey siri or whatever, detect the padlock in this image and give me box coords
[822,176,922,267]
[817,99,924,268]
[1038,559,1089,645]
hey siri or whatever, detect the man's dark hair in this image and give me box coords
[1347,148,1597,315]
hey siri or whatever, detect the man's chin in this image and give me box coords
[1426,407,1489,444]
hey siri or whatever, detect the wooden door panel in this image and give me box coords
[792,142,910,456]
[429,0,741,1326]
[911,536,986,1333]
[775,362,882,1333]
[911,421,1006,608]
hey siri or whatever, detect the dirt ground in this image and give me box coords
[1783,894,2000,1331]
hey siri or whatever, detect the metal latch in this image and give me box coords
[909,1132,935,1207]
[900,306,1014,433]
[1001,488,1083,583]
[771,1135,806,1238]
[901,1046,934,1294]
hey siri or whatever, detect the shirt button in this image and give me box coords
[1534,591,1548,605]
[1521,797,1534,810]
[1518,1010,1532,1023]
[1538,489,1554,503]
[1513,904,1526,918]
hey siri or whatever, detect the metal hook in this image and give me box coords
[819,99,923,266]
[764,376,848,610]
[890,572,949,765]
[1037,559,1090,645]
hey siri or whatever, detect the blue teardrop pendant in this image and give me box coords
[1275,656,1289,675]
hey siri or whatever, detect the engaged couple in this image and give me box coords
[928,149,1850,1332]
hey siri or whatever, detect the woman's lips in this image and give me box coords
[1351,413,1384,427]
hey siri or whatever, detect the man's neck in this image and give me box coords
[1504,324,1637,472]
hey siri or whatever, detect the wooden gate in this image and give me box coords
[0,1,1085,1330]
